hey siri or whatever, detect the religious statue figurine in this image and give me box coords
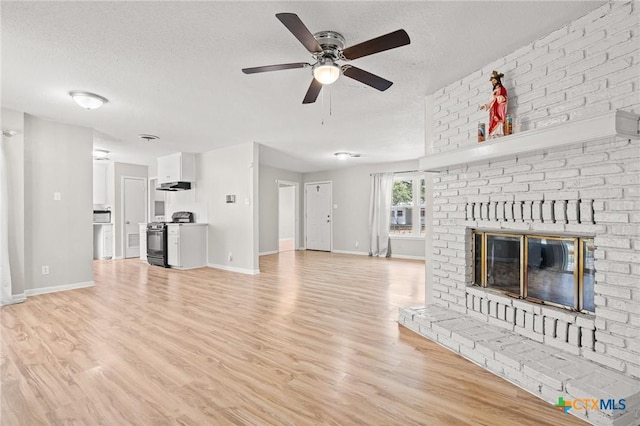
[479,70,508,137]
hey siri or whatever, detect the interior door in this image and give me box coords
[305,182,331,251]
[123,177,146,258]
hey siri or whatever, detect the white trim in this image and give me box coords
[259,250,278,256]
[391,254,425,260]
[25,281,94,297]
[419,110,640,171]
[207,264,260,275]
[1,293,26,306]
[112,255,124,260]
[332,249,368,256]
[390,235,425,241]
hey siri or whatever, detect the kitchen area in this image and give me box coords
[93,151,208,270]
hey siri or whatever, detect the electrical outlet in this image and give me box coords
[228,252,233,261]
[42,266,49,275]
[53,192,61,201]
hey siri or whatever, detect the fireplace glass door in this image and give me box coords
[473,231,595,313]
[486,234,521,296]
[526,237,577,309]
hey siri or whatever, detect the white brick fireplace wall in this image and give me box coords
[400,2,640,425]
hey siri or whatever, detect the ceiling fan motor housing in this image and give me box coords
[313,31,345,59]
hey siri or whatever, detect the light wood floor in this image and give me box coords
[1,251,585,425]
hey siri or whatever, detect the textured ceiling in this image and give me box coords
[1,1,606,172]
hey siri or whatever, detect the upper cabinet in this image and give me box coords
[157,152,196,184]
[93,162,107,204]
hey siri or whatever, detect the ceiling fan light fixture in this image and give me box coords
[313,58,340,85]
[70,91,108,110]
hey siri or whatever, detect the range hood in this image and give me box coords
[156,181,191,191]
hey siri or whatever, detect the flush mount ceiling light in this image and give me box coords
[69,91,108,110]
[313,57,341,85]
[138,134,159,142]
[92,149,109,159]
[334,152,352,160]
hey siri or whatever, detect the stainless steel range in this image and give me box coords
[147,211,194,267]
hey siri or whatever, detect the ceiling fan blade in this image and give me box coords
[242,62,310,74]
[341,65,393,91]
[276,13,323,54]
[341,29,410,60]
[302,79,322,104]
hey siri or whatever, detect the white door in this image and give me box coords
[123,177,146,258]
[305,182,331,251]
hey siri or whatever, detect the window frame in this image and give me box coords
[390,174,425,238]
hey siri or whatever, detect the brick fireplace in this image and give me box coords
[399,2,640,425]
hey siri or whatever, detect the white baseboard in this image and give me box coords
[259,250,278,256]
[25,281,94,297]
[331,249,369,256]
[391,254,425,260]
[207,264,260,275]
[1,293,26,306]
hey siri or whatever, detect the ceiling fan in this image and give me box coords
[242,13,410,104]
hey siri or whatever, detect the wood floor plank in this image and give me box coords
[1,251,586,425]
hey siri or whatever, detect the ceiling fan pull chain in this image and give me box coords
[329,86,332,117]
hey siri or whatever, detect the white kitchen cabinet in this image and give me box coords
[139,224,147,261]
[93,162,107,204]
[167,224,206,270]
[157,152,196,184]
[93,224,113,260]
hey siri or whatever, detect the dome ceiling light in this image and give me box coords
[69,91,108,110]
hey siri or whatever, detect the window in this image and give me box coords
[390,175,425,236]
[473,231,595,313]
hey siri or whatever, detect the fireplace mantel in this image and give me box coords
[419,109,640,172]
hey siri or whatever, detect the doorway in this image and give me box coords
[122,177,146,258]
[305,181,332,251]
[278,181,298,252]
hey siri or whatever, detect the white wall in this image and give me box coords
[165,183,207,223]
[199,142,259,273]
[113,162,148,258]
[24,114,94,292]
[2,108,25,299]
[258,164,303,254]
[304,160,425,258]
[279,186,295,239]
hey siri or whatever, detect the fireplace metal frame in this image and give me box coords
[472,231,594,313]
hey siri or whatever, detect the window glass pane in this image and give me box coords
[486,235,520,294]
[391,177,414,235]
[474,233,482,286]
[582,239,595,312]
[527,238,576,308]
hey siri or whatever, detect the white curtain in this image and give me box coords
[0,138,12,305]
[369,172,394,257]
